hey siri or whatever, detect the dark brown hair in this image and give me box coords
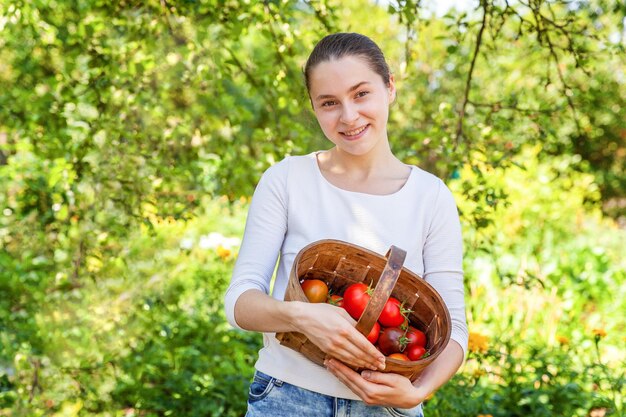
[304,33,391,94]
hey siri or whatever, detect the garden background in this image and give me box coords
[1,0,625,416]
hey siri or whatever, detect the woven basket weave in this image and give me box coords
[276,239,451,382]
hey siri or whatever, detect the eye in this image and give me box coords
[355,90,369,98]
[321,100,337,107]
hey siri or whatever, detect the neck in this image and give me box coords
[329,141,398,176]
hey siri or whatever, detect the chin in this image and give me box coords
[338,143,377,157]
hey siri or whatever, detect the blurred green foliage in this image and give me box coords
[2,200,261,416]
[1,0,625,416]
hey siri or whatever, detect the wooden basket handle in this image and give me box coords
[354,245,407,338]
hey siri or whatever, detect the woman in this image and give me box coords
[224,32,468,416]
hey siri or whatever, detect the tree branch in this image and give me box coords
[455,0,489,148]
[28,359,41,403]
[544,31,582,136]
[467,98,563,115]
[527,1,583,136]
[224,46,275,108]
[72,238,86,285]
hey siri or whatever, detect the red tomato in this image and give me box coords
[342,283,371,320]
[327,294,344,308]
[406,345,427,361]
[405,326,427,348]
[301,279,329,303]
[388,353,410,361]
[377,327,405,355]
[366,321,381,345]
[378,297,405,327]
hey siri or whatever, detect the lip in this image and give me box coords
[340,124,370,141]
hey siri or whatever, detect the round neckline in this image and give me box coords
[311,151,415,197]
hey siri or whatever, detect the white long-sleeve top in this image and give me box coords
[223,152,468,400]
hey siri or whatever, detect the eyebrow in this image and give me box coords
[314,81,371,101]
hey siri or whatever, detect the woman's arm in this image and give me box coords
[223,161,289,330]
[324,337,464,408]
[224,160,386,371]
[411,339,464,395]
[325,180,468,407]
[234,289,387,371]
[422,181,469,357]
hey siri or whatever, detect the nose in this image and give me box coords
[339,102,359,125]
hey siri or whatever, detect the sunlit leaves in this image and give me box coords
[0,1,624,414]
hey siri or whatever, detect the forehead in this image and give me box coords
[308,55,383,96]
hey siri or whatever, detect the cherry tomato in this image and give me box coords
[342,283,371,320]
[405,326,427,348]
[377,327,405,355]
[378,297,405,327]
[406,345,427,361]
[366,321,381,345]
[327,294,344,308]
[301,279,329,303]
[388,353,410,361]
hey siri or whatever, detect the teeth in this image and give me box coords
[344,125,367,136]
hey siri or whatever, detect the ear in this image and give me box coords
[388,73,397,104]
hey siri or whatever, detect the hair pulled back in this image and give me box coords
[304,33,391,94]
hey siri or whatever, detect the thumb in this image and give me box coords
[360,370,396,386]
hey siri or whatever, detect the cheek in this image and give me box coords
[315,111,337,130]
[367,102,390,123]
[365,100,388,115]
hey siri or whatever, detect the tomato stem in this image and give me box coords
[398,335,410,352]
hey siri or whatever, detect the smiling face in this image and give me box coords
[308,55,396,157]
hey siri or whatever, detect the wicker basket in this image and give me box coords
[276,239,451,382]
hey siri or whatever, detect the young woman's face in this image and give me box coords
[308,55,396,157]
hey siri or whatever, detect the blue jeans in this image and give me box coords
[245,370,424,417]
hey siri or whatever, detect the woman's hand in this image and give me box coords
[325,340,466,408]
[291,302,386,371]
[324,358,426,408]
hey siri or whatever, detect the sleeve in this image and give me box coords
[422,179,468,357]
[223,158,289,329]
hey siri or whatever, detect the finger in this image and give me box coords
[360,370,399,387]
[348,330,386,369]
[328,360,418,408]
[325,359,370,399]
[329,318,385,366]
[329,341,381,371]
[325,329,384,370]
[308,333,376,370]
[341,342,384,370]
[336,311,384,362]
